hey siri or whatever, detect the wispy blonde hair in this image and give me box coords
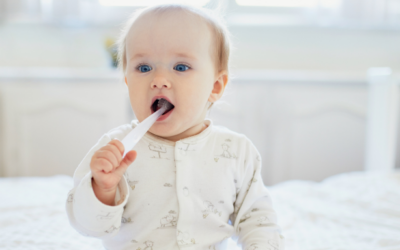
[115,4,232,77]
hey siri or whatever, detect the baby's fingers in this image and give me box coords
[92,157,114,174]
[98,149,121,171]
[107,139,125,159]
[114,150,137,176]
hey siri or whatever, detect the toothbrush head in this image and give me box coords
[157,98,174,114]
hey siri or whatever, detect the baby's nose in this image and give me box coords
[151,76,171,89]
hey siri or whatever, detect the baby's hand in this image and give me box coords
[90,139,137,205]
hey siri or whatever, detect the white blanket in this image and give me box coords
[1,170,399,250]
[273,170,400,250]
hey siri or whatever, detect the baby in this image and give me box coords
[66,4,284,250]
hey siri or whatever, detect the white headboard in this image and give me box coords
[365,68,399,172]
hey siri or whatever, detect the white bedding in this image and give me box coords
[1,170,399,250]
[272,170,400,250]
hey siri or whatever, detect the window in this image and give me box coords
[98,0,210,7]
[236,0,341,8]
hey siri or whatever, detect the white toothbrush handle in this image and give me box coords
[121,106,166,158]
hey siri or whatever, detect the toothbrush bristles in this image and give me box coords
[158,98,174,112]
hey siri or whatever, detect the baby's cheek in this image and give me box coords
[182,100,204,115]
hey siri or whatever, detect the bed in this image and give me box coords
[1,169,399,250]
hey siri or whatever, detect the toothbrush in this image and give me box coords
[121,99,173,158]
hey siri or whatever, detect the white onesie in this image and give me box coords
[66,119,285,250]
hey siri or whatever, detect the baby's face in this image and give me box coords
[124,10,221,141]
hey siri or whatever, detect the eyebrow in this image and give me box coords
[174,52,197,60]
[129,52,197,62]
[129,53,147,62]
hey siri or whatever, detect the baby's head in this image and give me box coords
[116,4,231,141]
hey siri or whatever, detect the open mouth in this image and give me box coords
[151,98,175,115]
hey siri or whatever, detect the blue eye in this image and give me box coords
[138,65,152,73]
[174,64,189,72]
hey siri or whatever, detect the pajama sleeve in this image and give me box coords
[65,129,130,239]
[230,138,285,250]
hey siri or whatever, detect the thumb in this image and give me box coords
[115,150,137,176]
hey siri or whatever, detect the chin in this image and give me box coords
[148,124,179,139]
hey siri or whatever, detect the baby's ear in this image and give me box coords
[208,70,228,102]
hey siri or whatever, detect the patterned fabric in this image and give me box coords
[66,119,284,250]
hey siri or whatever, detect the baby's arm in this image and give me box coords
[65,132,133,239]
[230,139,285,250]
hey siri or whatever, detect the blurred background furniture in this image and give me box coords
[1,68,399,185]
[0,68,131,177]
[211,70,369,185]
[365,68,399,172]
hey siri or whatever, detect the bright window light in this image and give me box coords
[236,0,322,7]
[99,0,210,7]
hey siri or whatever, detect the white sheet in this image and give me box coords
[0,175,103,250]
[1,170,399,250]
[272,170,400,250]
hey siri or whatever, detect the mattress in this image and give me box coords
[1,170,399,250]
